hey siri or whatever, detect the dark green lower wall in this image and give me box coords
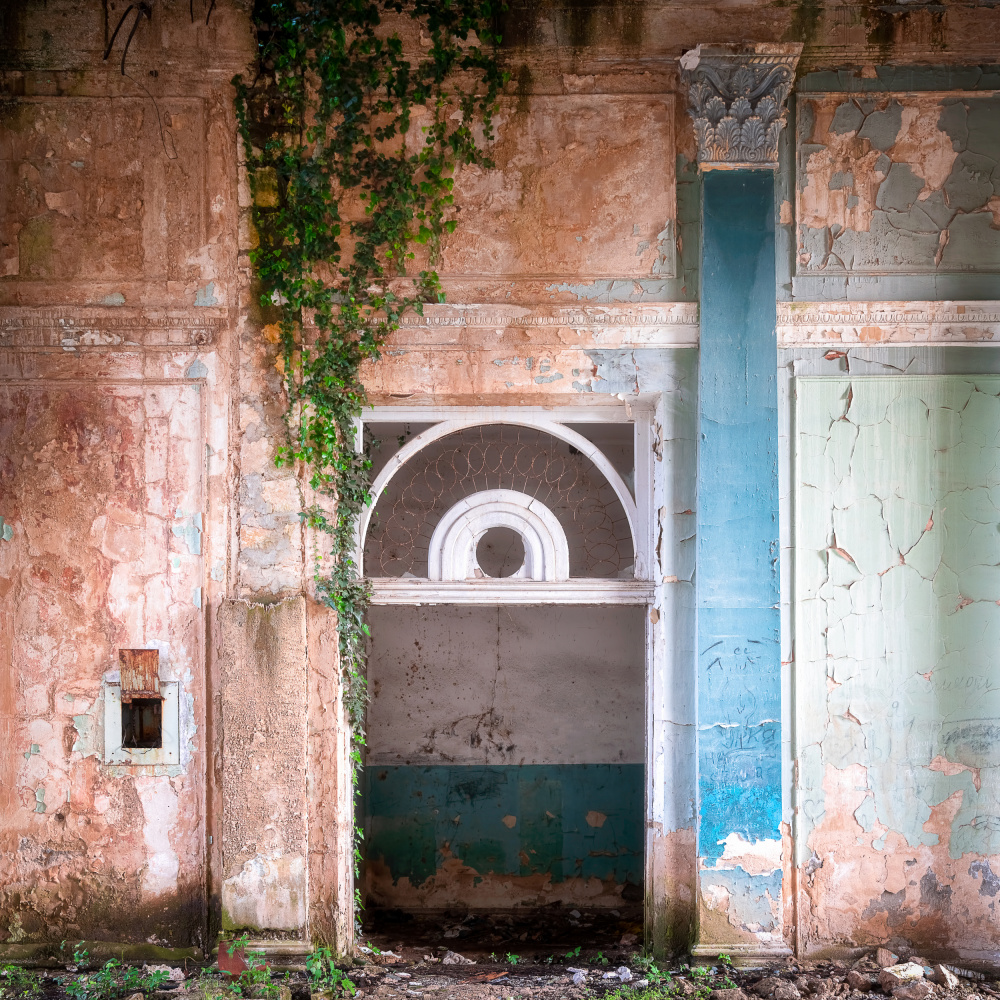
[363,764,643,888]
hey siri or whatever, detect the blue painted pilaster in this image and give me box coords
[695,171,783,954]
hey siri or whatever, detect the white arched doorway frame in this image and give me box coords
[428,489,571,582]
[356,416,643,578]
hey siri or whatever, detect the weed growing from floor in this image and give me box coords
[306,946,357,996]
[61,957,169,1000]
[0,965,41,999]
[597,984,680,1000]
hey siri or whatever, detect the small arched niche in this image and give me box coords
[427,489,570,582]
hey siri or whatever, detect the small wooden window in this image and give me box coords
[119,649,163,750]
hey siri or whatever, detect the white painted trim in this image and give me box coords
[369,578,655,605]
[103,681,179,766]
[363,402,651,423]
[777,300,1000,346]
[428,489,570,581]
[357,416,643,578]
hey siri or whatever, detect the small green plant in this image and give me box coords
[306,947,357,996]
[62,959,169,1000]
[197,967,241,1000]
[505,954,519,966]
[590,951,609,966]
[602,983,679,1000]
[631,957,670,987]
[0,965,41,999]
[565,946,582,960]
[718,954,733,968]
[240,949,284,1000]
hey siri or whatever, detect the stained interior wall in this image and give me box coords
[363,604,645,912]
[0,379,207,948]
[793,370,1000,962]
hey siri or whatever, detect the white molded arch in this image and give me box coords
[357,417,639,576]
[428,490,570,582]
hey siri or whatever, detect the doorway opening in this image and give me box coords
[357,410,653,953]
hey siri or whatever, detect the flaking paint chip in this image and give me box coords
[501,814,517,829]
[586,811,607,828]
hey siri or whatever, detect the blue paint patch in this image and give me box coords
[172,513,203,555]
[100,292,126,306]
[0,516,12,542]
[699,723,781,859]
[697,171,781,862]
[185,359,209,379]
[194,282,219,307]
[699,868,782,930]
[364,764,643,887]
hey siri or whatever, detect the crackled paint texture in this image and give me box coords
[795,376,1000,962]
[797,93,1000,277]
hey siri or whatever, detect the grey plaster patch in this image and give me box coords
[857,99,903,150]
[829,170,854,191]
[831,100,864,135]
[969,858,1000,897]
[919,869,953,910]
[875,163,925,212]
[943,150,996,213]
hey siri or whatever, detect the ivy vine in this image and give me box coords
[233,0,507,929]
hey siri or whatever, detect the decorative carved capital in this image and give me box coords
[679,43,802,169]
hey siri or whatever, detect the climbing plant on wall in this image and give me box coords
[233,0,506,922]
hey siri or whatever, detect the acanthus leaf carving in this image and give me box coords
[680,43,802,169]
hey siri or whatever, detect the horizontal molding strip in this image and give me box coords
[368,578,655,605]
[0,307,228,348]
[778,301,1000,346]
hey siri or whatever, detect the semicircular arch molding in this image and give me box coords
[428,489,570,582]
[358,418,639,578]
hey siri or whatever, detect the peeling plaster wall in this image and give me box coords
[218,598,308,934]
[4,0,1000,962]
[363,605,645,910]
[0,376,208,949]
[794,374,1000,963]
[0,0,250,953]
[793,80,1000,300]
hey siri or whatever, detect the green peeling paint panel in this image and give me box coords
[794,376,1000,862]
[363,764,643,887]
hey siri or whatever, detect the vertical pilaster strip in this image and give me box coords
[681,43,800,960]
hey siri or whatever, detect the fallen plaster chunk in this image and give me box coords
[932,967,960,990]
[878,963,925,992]
[440,951,474,965]
[892,984,932,1000]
